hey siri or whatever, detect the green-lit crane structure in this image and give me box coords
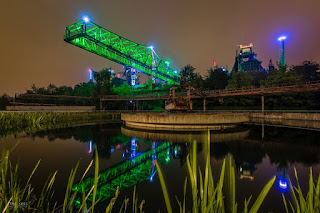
[71,141,172,208]
[64,19,180,86]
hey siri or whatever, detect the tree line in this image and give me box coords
[0,61,319,110]
[180,60,320,90]
[180,60,320,110]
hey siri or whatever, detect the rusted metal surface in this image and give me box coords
[101,81,320,101]
[165,84,194,111]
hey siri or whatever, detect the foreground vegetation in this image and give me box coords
[0,111,120,139]
[1,129,319,212]
[155,134,276,213]
[282,168,320,213]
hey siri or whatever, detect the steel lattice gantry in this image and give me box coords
[71,142,172,207]
[64,20,180,85]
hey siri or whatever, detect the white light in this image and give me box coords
[279,180,288,189]
[148,46,154,50]
[89,141,92,153]
[278,36,286,41]
[174,70,177,74]
[83,16,90,23]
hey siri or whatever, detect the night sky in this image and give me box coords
[1,0,319,95]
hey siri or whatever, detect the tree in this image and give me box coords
[73,83,93,97]
[259,69,303,109]
[111,77,125,87]
[226,71,254,90]
[56,86,73,96]
[26,84,73,95]
[249,71,267,87]
[191,74,204,90]
[180,65,204,89]
[205,68,229,90]
[26,84,46,94]
[92,68,112,98]
[292,61,320,82]
[46,84,58,94]
[0,94,11,110]
[260,69,301,87]
[180,64,197,82]
[112,81,131,96]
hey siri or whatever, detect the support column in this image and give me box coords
[100,100,103,110]
[203,98,206,112]
[261,95,264,113]
[130,68,136,87]
[136,100,139,111]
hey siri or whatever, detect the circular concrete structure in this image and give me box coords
[121,112,249,131]
[121,126,249,143]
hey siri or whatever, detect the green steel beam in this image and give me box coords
[64,20,180,85]
[72,142,172,207]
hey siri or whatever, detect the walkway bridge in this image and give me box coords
[102,81,320,101]
[101,80,320,111]
[72,141,171,207]
[64,20,180,85]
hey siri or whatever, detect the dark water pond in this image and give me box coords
[1,122,320,212]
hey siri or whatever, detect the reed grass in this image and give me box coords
[282,168,320,213]
[0,147,57,212]
[0,145,145,213]
[0,111,120,139]
[156,130,276,213]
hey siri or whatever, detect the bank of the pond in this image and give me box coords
[249,111,320,129]
[121,112,249,130]
[0,111,120,138]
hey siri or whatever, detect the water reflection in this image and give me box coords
[121,126,250,143]
[30,123,320,174]
[26,123,320,210]
[277,167,289,192]
[72,141,172,208]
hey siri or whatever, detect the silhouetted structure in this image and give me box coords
[231,43,266,74]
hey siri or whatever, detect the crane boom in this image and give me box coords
[64,20,180,84]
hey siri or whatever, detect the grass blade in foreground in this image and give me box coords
[155,160,173,213]
[284,167,320,213]
[248,175,276,213]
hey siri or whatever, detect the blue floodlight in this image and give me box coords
[277,176,289,192]
[279,180,287,189]
[83,16,90,23]
[278,36,286,41]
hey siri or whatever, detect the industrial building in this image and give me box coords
[231,43,266,74]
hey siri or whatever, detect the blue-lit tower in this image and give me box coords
[89,68,93,83]
[278,36,286,67]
